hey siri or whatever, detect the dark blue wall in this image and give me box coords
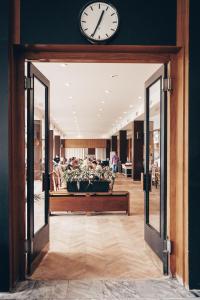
[20,0,176,45]
[0,0,11,292]
[188,0,200,290]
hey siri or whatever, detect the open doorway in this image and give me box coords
[25,61,167,280]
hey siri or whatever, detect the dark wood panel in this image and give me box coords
[111,136,117,152]
[127,138,132,162]
[23,45,179,53]
[119,131,127,163]
[18,45,180,65]
[88,148,95,155]
[106,139,111,159]
[132,121,144,181]
[50,194,130,215]
[22,45,180,63]
[54,135,60,157]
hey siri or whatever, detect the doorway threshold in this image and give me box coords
[1,278,196,299]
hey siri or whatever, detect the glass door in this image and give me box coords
[27,62,50,274]
[144,65,168,274]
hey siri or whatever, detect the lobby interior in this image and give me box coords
[26,61,164,281]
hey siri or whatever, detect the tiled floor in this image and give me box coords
[0,278,197,299]
[32,175,162,280]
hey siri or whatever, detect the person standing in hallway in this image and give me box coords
[53,154,60,165]
[112,152,119,173]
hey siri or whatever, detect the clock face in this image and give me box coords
[80,2,119,43]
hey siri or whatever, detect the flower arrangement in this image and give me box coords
[63,164,115,183]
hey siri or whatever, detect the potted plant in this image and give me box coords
[63,164,115,192]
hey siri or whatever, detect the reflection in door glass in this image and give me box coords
[34,77,46,233]
[149,79,161,232]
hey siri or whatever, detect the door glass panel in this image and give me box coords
[149,79,161,232]
[34,77,46,233]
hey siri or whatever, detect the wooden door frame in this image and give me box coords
[18,44,179,63]
[6,0,189,290]
[11,43,188,285]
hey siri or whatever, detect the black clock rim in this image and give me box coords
[79,0,120,44]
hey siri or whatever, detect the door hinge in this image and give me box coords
[162,77,172,93]
[163,239,172,255]
[24,76,33,90]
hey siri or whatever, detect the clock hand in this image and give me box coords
[91,10,105,37]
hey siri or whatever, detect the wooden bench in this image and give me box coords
[49,191,130,215]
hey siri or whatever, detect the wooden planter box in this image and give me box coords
[49,191,130,215]
[67,180,110,192]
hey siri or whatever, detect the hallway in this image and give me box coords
[31,175,162,280]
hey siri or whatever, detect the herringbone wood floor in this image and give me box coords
[32,175,163,280]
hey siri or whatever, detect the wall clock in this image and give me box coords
[80,1,119,44]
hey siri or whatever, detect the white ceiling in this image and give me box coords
[33,62,161,138]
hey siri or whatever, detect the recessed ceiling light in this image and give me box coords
[110,74,118,78]
[138,96,142,100]
[123,111,127,114]
[60,63,67,67]
[68,96,73,99]
[65,82,70,87]
[101,101,105,104]
[73,111,76,114]
[129,104,133,108]
[105,90,110,94]
[119,117,122,119]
